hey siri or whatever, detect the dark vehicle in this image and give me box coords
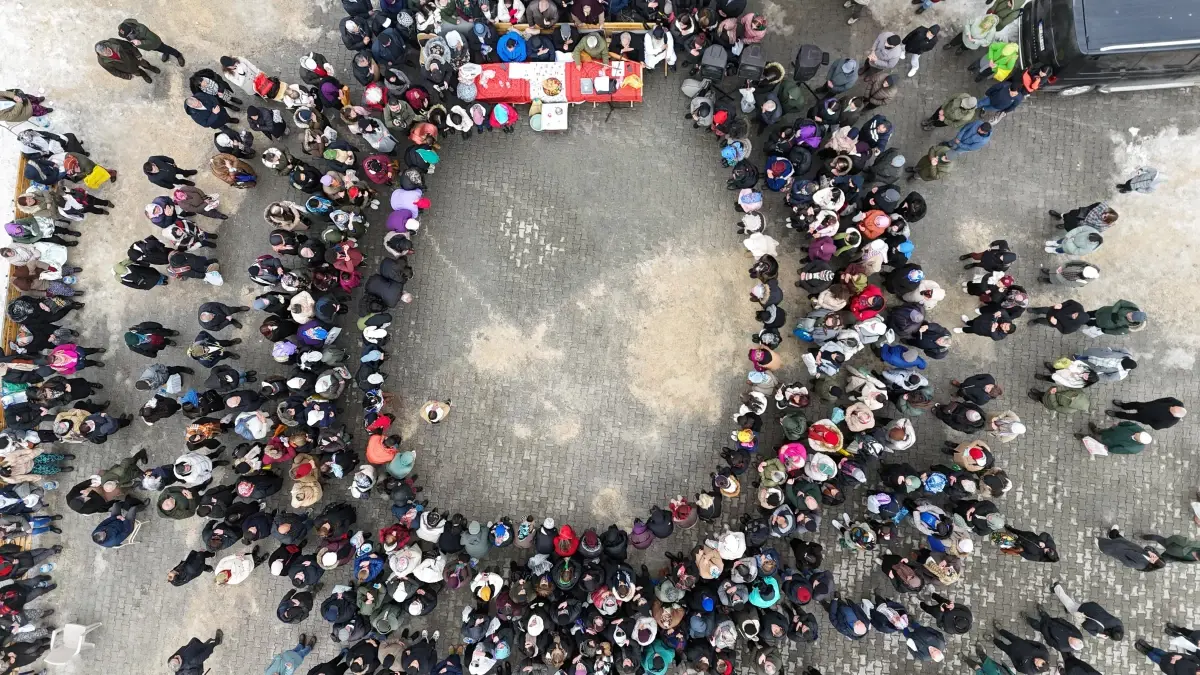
[1018,0,1200,95]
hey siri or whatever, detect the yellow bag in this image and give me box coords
[82,165,111,190]
[621,74,643,90]
[1052,356,1073,370]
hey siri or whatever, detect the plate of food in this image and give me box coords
[542,77,563,97]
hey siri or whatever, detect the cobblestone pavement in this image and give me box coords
[2,1,1200,673]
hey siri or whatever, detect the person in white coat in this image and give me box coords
[643,26,676,69]
[214,546,268,585]
[174,449,227,488]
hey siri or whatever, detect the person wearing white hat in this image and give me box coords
[988,410,1026,443]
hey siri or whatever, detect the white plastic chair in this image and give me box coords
[43,622,101,666]
[112,520,145,549]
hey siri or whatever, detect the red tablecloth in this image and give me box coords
[569,60,644,104]
[474,61,643,104]
[476,65,533,103]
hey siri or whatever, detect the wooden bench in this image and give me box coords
[0,155,33,432]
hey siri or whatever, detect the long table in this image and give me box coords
[475,61,643,105]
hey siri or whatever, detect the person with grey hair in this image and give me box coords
[95,38,159,83]
[168,630,223,675]
[1116,166,1163,194]
[1039,261,1100,286]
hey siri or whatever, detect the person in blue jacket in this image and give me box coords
[979,80,1025,115]
[184,93,238,132]
[824,593,870,640]
[945,120,992,158]
[497,32,527,62]
[91,496,144,547]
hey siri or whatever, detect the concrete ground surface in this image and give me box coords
[1,0,1199,673]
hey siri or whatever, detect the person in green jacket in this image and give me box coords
[118,18,186,66]
[263,634,315,675]
[1088,300,1146,335]
[642,640,675,675]
[1078,421,1152,454]
[970,42,1019,82]
[1139,533,1200,563]
[907,144,953,182]
[989,0,1027,30]
[1030,386,1089,415]
[921,92,978,130]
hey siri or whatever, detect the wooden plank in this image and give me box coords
[418,21,650,41]
[0,155,33,432]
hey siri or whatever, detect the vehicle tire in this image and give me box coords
[1059,85,1095,96]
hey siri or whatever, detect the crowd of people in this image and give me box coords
[0,0,1195,673]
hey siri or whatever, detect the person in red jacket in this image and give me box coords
[553,524,580,557]
[849,285,885,321]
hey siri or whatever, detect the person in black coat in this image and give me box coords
[1134,640,1200,675]
[901,25,940,77]
[1049,581,1123,640]
[143,155,197,188]
[1106,397,1186,430]
[920,593,972,635]
[247,106,288,140]
[903,321,950,359]
[959,240,1015,272]
[128,235,172,266]
[932,400,985,433]
[168,550,215,586]
[184,93,238,132]
[1057,654,1102,675]
[956,308,1014,341]
[992,629,1051,674]
[167,631,223,675]
[198,302,250,331]
[1025,604,1085,653]
[1028,300,1088,334]
[278,588,317,623]
[124,321,178,357]
[951,373,1000,405]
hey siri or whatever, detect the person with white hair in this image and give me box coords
[987,410,1026,443]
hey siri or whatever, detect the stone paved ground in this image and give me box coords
[2,1,1200,673]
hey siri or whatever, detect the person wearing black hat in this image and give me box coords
[901,25,940,77]
[919,593,972,635]
[959,239,1015,272]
